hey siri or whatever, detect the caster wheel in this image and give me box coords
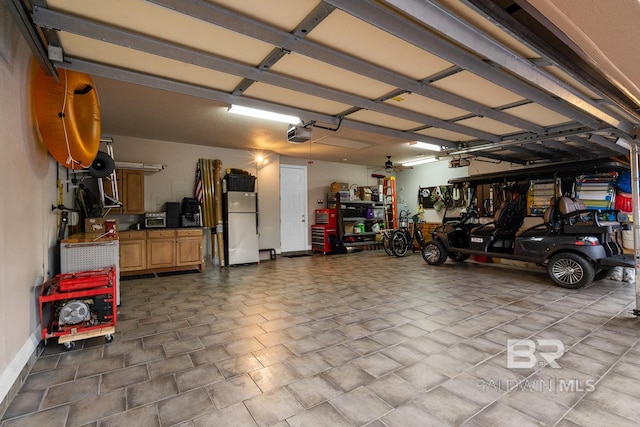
[104,334,114,343]
[63,341,76,351]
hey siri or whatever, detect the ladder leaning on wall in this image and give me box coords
[383,177,397,229]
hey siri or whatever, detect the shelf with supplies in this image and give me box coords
[336,197,385,249]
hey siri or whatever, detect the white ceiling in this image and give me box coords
[12,0,640,169]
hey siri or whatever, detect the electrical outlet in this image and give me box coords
[317,199,323,204]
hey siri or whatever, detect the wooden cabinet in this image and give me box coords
[105,169,145,214]
[176,229,203,266]
[118,231,146,272]
[119,229,204,276]
[146,230,176,269]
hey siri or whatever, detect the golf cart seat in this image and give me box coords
[470,195,526,251]
[558,196,621,234]
[515,197,560,237]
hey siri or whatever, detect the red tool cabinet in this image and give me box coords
[312,225,337,254]
[39,266,117,350]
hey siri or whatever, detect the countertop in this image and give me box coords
[63,227,205,243]
[61,233,119,243]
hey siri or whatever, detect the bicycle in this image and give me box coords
[380,228,397,256]
[380,217,409,257]
[381,211,426,257]
[389,211,427,257]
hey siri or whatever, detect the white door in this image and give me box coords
[280,165,308,252]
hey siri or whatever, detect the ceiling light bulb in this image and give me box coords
[228,105,301,124]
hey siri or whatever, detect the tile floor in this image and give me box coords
[2,251,640,426]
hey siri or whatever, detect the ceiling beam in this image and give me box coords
[376,0,632,133]
[327,0,610,132]
[566,135,627,157]
[449,124,596,157]
[55,56,459,148]
[587,134,630,156]
[3,0,56,77]
[31,6,495,143]
[520,141,572,160]
[501,144,550,161]
[466,0,640,122]
[232,2,334,96]
[147,0,545,134]
[539,139,590,160]
[469,151,527,165]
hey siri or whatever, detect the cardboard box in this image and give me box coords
[85,218,119,233]
[330,182,349,192]
[358,187,372,201]
[328,191,350,202]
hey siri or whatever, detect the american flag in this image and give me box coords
[195,165,203,204]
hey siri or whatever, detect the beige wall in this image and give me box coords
[103,136,282,253]
[281,156,377,246]
[0,6,60,405]
[106,141,376,253]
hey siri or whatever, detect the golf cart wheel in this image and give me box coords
[448,252,469,262]
[382,234,394,256]
[422,240,448,265]
[547,253,595,289]
[391,231,409,257]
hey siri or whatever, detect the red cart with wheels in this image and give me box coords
[39,266,117,350]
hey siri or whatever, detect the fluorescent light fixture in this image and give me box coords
[402,157,438,167]
[410,141,442,151]
[228,105,301,124]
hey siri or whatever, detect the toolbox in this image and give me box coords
[39,267,117,350]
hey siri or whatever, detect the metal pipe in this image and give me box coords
[631,141,640,316]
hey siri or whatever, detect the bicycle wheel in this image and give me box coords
[382,233,394,256]
[391,230,409,257]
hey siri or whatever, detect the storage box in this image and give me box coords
[330,182,349,192]
[328,191,350,202]
[358,187,372,201]
[226,174,256,192]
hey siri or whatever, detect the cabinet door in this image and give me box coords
[123,170,145,214]
[146,238,175,268]
[146,230,176,268]
[119,239,146,271]
[103,169,145,214]
[176,237,201,266]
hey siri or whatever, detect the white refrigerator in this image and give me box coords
[224,191,259,265]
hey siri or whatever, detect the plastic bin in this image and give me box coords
[226,174,256,192]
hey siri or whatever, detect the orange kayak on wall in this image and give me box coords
[33,65,101,169]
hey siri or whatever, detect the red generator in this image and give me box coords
[39,267,117,350]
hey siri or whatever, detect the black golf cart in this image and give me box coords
[421,161,634,289]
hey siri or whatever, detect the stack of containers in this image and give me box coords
[615,171,634,249]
